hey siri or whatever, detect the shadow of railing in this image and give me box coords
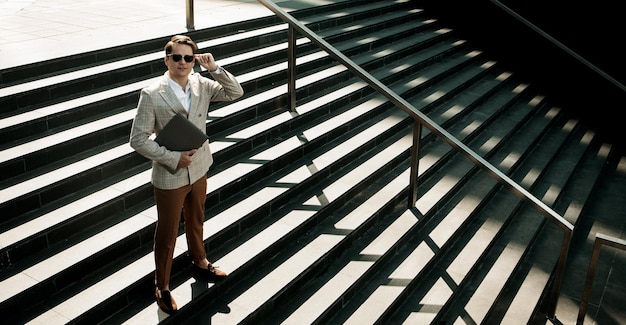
[257,0,574,320]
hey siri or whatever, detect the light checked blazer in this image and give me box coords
[129,69,244,190]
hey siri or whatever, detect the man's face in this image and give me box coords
[165,43,195,79]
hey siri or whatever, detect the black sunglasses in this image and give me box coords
[167,54,195,63]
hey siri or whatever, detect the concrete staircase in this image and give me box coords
[1,0,624,324]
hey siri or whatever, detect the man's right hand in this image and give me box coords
[177,149,198,169]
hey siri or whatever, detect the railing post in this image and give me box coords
[577,233,626,324]
[545,231,572,320]
[186,0,195,30]
[408,121,422,208]
[287,25,297,110]
[577,237,603,324]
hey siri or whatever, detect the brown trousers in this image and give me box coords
[153,175,207,289]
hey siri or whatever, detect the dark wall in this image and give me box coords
[503,0,624,84]
[417,0,625,150]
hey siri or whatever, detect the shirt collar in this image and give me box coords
[165,73,191,93]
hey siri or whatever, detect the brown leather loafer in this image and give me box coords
[155,288,178,314]
[192,263,228,281]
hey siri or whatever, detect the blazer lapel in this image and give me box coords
[188,76,202,120]
[158,75,187,116]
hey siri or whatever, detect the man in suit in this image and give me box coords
[129,34,244,314]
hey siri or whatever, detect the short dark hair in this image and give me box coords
[165,35,198,54]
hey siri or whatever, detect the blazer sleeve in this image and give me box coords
[129,86,181,171]
[206,67,244,102]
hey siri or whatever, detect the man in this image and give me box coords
[129,34,244,314]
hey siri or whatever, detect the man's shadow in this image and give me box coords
[191,272,232,315]
[156,269,231,323]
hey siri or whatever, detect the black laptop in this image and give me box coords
[154,114,209,151]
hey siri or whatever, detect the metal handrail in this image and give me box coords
[577,233,626,324]
[491,0,625,93]
[256,0,573,319]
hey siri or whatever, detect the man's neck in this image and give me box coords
[167,72,189,92]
